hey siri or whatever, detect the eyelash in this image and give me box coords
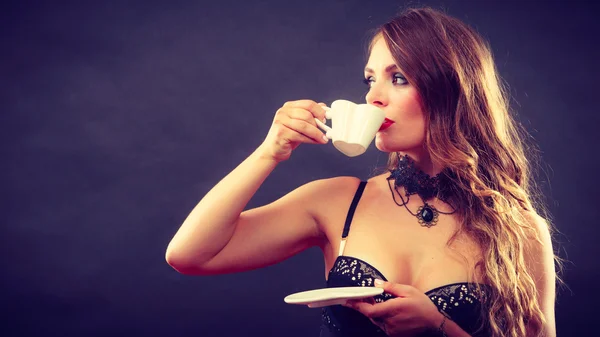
[363,73,407,87]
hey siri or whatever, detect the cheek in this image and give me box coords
[404,90,426,134]
[376,90,427,151]
[395,90,426,132]
[375,124,425,151]
[404,89,426,121]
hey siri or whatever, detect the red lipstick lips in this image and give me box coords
[379,118,395,131]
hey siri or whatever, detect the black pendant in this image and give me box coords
[417,203,439,228]
[421,206,434,222]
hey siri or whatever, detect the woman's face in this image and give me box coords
[365,37,426,154]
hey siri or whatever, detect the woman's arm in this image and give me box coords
[523,211,557,337]
[165,100,332,275]
[429,311,471,337]
[431,210,557,337]
[165,147,278,273]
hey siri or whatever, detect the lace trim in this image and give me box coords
[326,256,394,302]
[322,256,490,336]
[427,283,488,315]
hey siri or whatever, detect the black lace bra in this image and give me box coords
[319,181,493,337]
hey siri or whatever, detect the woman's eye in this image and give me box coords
[393,73,407,85]
[362,74,407,88]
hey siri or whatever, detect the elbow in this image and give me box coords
[165,246,204,275]
[164,247,187,273]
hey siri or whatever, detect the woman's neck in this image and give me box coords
[398,149,443,177]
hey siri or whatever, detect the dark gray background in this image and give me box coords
[2,0,598,336]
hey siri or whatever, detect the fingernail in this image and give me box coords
[374,279,384,286]
[322,135,328,143]
[322,117,327,123]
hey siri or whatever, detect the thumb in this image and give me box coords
[375,279,412,297]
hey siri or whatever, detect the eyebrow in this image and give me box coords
[364,64,399,74]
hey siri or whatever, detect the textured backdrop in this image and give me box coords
[2,0,598,336]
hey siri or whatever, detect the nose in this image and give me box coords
[365,81,388,108]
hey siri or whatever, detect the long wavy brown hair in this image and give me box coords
[369,7,566,337]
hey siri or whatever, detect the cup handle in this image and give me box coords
[314,107,333,139]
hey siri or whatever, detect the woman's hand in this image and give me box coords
[343,279,446,337]
[258,100,328,163]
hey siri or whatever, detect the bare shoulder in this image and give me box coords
[300,174,387,198]
[291,176,362,228]
[305,175,362,188]
[263,176,363,230]
[519,209,555,265]
[520,209,552,243]
[294,176,363,206]
[520,209,556,291]
[520,209,557,334]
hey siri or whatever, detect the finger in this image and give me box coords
[370,317,386,332]
[344,296,376,309]
[352,297,375,305]
[365,298,407,319]
[284,100,326,122]
[317,102,329,121]
[285,107,319,126]
[348,302,393,322]
[281,118,328,144]
[278,124,323,145]
[376,280,414,298]
[273,111,326,142]
[345,301,388,331]
[350,298,405,320]
[284,107,327,127]
[342,299,362,307]
[345,300,376,317]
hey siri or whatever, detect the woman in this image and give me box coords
[166,7,562,337]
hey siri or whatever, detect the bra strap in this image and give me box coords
[338,180,367,256]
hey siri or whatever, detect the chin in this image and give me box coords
[374,134,385,152]
[375,133,398,152]
[374,133,418,153]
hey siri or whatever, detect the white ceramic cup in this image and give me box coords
[314,99,386,157]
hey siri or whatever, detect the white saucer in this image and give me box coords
[284,287,384,308]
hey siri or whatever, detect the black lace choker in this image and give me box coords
[386,153,456,227]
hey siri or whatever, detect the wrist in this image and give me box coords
[437,313,449,337]
[427,310,444,328]
[253,145,283,164]
[254,143,291,164]
[428,310,448,336]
